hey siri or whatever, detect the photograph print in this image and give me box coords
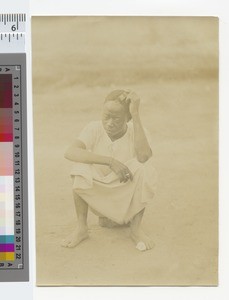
[32,16,218,286]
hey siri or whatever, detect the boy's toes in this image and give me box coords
[147,240,155,250]
[66,240,77,248]
[61,239,70,248]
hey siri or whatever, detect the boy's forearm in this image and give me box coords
[132,113,152,163]
[65,147,111,166]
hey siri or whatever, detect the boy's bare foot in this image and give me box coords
[61,228,89,248]
[130,229,154,251]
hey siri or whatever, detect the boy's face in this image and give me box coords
[102,101,128,139]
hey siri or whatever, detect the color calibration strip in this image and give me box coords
[0,13,29,281]
[0,57,28,282]
[0,73,15,262]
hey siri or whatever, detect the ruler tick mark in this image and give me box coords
[16,14,19,30]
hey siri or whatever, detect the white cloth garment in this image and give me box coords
[70,121,157,224]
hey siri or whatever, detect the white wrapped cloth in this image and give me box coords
[70,121,157,224]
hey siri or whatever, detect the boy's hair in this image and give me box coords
[104,89,132,121]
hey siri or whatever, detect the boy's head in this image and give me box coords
[102,89,131,138]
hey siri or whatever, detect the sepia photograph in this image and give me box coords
[32,16,218,286]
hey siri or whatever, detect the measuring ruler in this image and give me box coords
[0,14,26,53]
[0,13,29,282]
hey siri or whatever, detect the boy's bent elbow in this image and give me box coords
[64,147,76,161]
[64,146,83,162]
[64,150,71,160]
[137,150,153,163]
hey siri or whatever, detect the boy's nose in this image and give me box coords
[107,119,114,128]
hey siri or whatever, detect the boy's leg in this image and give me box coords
[61,192,89,248]
[74,192,88,231]
[130,208,154,250]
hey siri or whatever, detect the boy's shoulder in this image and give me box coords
[87,120,102,126]
[86,120,103,130]
[83,120,104,136]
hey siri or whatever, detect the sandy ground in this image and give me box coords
[32,17,218,286]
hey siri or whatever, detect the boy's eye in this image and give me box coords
[103,114,120,122]
[114,117,120,121]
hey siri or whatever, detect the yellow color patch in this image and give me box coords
[0,252,15,261]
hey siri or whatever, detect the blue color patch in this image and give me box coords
[0,235,14,243]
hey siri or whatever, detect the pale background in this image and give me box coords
[33,16,218,286]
